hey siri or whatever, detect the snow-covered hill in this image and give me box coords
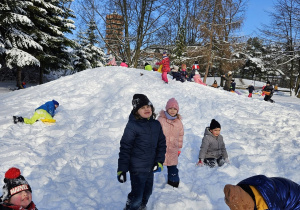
[1,67,300,210]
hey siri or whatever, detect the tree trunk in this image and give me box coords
[132,0,147,67]
[295,74,300,98]
[16,67,22,89]
[39,66,43,84]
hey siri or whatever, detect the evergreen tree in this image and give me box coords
[72,20,105,72]
[0,0,42,88]
[27,0,76,83]
[173,24,186,63]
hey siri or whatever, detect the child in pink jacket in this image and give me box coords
[193,71,207,86]
[158,98,184,188]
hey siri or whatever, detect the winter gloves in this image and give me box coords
[153,162,163,173]
[117,171,126,183]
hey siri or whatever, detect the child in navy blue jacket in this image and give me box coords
[117,94,166,210]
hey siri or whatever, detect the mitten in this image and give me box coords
[178,151,181,156]
[197,159,204,166]
[153,162,163,173]
[117,171,126,183]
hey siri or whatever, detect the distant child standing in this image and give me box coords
[158,98,184,188]
[117,94,166,210]
[247,83,255,97]
[0,167,37,210]
[230,79,236,91]
[197,119,229,168]
[156,52,170,84]
[188,61,200,81]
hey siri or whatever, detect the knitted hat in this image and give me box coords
[166,98,179,112]
[132,94,153,114]
[228,71,232,75]
[52,100,59,107]
[209,119,221,130]
[224,184,255,209]
[1,168,32,202]
[266,81,270,84]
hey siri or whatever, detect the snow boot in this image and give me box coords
[13,116,18,124]
[18,117,24,123]
[168,180,179,188]
[13,116,23,124]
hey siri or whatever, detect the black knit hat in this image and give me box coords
[0,167,32,202]
[132,94,153,114]
[209,119,221,130]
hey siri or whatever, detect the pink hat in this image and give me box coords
[166,98,179,112]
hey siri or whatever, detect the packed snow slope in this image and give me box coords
[1,67,300,210]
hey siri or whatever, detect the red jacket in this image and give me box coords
[192,64,200,70]
[157,57,170,72]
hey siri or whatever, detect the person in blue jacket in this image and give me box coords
[224,175,300,210]
[13,100,59,124]
[117,94,166,210]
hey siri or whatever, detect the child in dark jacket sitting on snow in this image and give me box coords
[117,94,166,210]
[0,167,37,210]
[197,119,229,168]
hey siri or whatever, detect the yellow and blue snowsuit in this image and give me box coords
[24,100,58,124]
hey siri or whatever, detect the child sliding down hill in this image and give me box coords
[13,100,59,124]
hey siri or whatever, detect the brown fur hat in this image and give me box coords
[224,184,254,210]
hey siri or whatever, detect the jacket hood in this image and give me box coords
[204,127,216,138]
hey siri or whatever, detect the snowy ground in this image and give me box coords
[0,67,300,210]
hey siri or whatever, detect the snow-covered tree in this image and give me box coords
[0,0,42,88]
[27,0,76,83]
[72,20,105,72]
[259,0,300,96]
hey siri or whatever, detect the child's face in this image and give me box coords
[9,190,32,208]
[210,128,221,137]
[137,105,152,118]
[167,108,178,117]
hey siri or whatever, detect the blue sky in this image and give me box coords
[242,0,275,36]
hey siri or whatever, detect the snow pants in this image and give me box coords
[204,156,225,168]
[167,165,179,183]
[126,171,154,210]
[24,109,53,124]
[162,72,168,83]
